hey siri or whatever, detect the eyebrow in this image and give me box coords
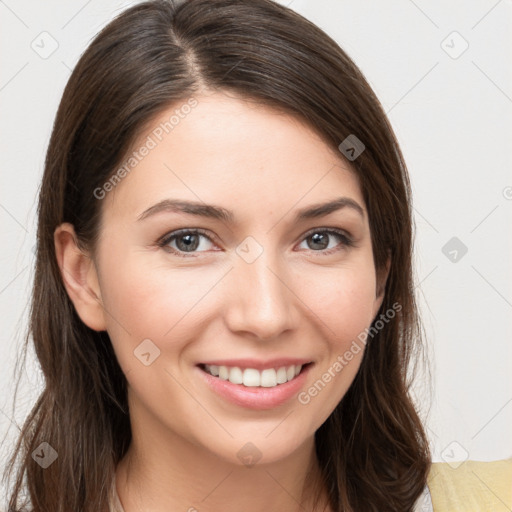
[137,196,365,223]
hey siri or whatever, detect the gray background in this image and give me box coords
[1,0,511,479]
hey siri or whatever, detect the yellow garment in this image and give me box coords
[109,459,512,511]
[427,458,512,511]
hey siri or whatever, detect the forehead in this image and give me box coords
[103,91,365,222]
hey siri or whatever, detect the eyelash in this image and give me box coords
[156,227,354,258]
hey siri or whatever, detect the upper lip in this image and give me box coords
[198,358,313,371]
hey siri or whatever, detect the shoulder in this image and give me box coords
[426,458,512,511]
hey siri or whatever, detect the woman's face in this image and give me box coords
[83,91,385,465]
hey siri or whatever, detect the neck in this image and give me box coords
[115,407,330,512]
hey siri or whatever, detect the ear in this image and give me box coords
[54,223,107,331]
[372,254,391,317]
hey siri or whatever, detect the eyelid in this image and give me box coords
[157,227,218,250]
[300,226,353,244]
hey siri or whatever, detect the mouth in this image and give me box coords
[198,362,313,388]
[196,359,314,410]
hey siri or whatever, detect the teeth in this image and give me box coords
[276,367,288,384]
[229,366,243,385]
[260,369,277,387]
[243,368,260,387]
[203,364,303,387]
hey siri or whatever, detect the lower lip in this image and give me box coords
[196,364,313,410]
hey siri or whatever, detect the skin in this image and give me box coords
[55,90,388,512]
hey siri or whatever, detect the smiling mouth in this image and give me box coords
[198,363,312,388]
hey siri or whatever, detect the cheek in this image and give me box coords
[97,249,226,361]
[295,259,378,341]
[290,263,379,432]
[334,281,377,343]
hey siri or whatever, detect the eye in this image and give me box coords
[157,227,354,258]
[296,228,354,255]
[157,229,217,257]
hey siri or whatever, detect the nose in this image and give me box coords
[223,244,299,341]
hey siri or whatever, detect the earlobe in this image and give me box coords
[54,223,107,332]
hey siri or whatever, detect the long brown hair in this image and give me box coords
[4,0,430,510]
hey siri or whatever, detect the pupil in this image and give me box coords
[177,234,199,252]
[310,233,328,250]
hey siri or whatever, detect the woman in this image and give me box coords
[5,0,434,510]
